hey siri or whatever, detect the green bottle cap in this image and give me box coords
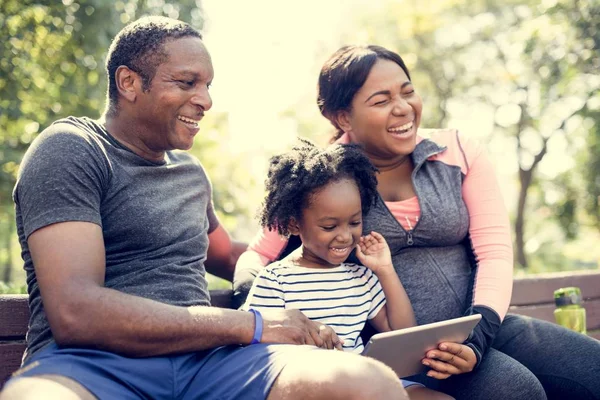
[554,287,582,307]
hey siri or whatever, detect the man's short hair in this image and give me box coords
[105,16,202,106]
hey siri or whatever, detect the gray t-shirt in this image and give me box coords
[13,116,219,359]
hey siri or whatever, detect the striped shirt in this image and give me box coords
[244,262,386,353]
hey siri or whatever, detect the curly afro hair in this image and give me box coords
[258,138,378,237]
[105,16,202,108]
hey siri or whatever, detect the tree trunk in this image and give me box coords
[2,214,13,283]
[515,167,533,269]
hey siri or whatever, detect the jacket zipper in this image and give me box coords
[404,147,445,247]
[407,230,414,246]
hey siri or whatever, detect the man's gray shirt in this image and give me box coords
[13,116,218,360]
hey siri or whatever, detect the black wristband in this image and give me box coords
[463,305,502,368]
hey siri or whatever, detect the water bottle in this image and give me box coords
[554,287,586,334]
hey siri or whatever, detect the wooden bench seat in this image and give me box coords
[2,271,599,387]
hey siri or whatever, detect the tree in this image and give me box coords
[285,0,600,271]
[1,1,254,284]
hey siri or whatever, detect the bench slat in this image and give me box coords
[0,342,26,386]
[511,271,600,306]
[509,298,600,332]
[0,295,28,339]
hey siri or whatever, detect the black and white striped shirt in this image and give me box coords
[245,262,386,353]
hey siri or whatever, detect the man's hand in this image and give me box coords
[259,309,342,350]
[315,322,344,350]
[355,231,393,275]
[421,342,477,379]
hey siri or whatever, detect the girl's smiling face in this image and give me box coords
[291,178,363,268]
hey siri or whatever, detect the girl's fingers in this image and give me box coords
[422,358,461,375]
[370,231,384,242]
[428,350,469,370]
[355,244,365,256]
[426,369,452,380]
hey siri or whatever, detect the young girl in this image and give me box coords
[244,140,453,400]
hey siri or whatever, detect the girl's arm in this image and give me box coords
[355,231,416,332]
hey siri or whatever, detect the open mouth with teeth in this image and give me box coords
[177,115,200,128]
[388,121,413,135]
[330,246,351,255]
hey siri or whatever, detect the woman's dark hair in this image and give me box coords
[105,16,202,110]
[258,139,378,237]
[317,45,411,142]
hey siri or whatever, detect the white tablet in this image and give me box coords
[361,314,482,378]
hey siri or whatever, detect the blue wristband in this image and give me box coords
[249,309,263,345]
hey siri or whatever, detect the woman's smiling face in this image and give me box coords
[337,58,423,165]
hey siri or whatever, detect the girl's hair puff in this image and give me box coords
[258,138,378,237]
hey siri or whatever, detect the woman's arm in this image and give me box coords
[458,131,513,364]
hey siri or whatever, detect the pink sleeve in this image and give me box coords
[247,226,289,263]
[459,133,513,320]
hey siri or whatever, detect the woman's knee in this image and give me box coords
[434,348,546,400]
[473,349,547,400]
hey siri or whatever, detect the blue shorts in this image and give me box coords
[7,342,422,398]
[6,342,326,399]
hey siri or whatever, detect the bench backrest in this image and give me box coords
[2,273,599,386]
[508,270,600,340]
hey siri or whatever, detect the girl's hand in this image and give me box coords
[355,231,394,275]
[421,342,477,379]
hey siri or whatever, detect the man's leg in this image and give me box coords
[180,344,407,400]
[0,342,174,400]
[492,314,600,400]
[267,348,407,400]
[0,375,95,400]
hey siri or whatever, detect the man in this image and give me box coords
[0,17,406,400]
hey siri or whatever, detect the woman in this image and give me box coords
[234,45,600,399]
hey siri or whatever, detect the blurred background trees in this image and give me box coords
[1,0,598,291]
[288,0,600,274]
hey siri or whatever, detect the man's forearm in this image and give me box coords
[53,285,254,357]
[205,240,248,282]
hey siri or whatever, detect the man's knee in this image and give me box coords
[0,375,96,400]
[268,350,407,400]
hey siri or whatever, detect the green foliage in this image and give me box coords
[285,0,600,272]
[1,0,598,281]
[0,1,256,284]
[206,274,231,291]
[0,281,27,294]
[581,109,600,232]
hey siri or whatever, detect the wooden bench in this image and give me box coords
[2,271,599,387]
